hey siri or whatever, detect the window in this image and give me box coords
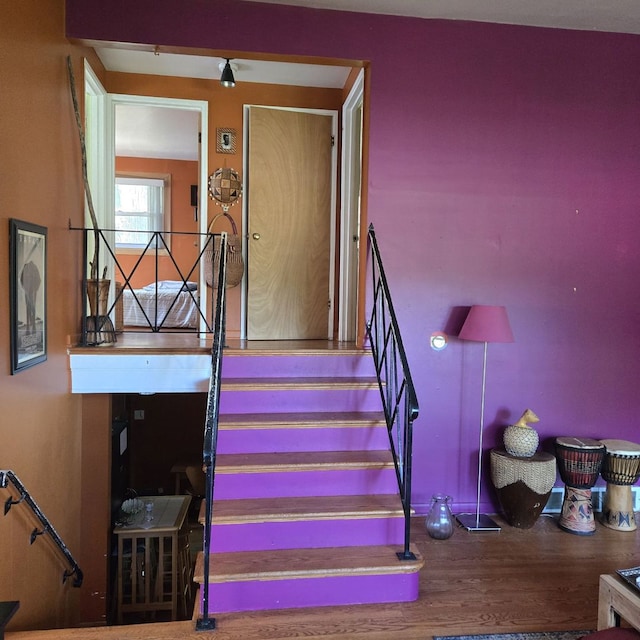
[115,174,171,251]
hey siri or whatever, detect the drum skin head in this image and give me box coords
[599,439,640,455]
[555,436,604,449]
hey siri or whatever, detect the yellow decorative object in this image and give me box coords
[503,409,540,458]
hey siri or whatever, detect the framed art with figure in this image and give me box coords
[216,127,236,154]
[10,219,47,374]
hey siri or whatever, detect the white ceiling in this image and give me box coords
[104,0,640,162]
[98,50,352,162]
[114,103,201,162]
[98,49,352,89]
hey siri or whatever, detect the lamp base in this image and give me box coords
[455,513,501,532]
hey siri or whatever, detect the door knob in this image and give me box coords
[252,233,261,240]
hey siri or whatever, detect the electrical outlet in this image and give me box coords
[134,410,144,420]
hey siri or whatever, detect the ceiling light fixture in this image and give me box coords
[219,58,236,88]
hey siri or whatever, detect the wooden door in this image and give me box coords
[247,107,333,340]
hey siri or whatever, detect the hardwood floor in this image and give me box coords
[69,334,366,355]
[8,513,640,639]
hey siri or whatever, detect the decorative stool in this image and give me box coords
[599,439,640,532]
[490,448,556,529]
[554,436,606,535]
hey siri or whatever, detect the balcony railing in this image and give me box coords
[70,225,223,344]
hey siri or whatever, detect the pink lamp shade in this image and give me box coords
[459,305,514,344]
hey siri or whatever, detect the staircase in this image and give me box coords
[193,345,424,615]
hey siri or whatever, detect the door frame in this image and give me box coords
[241,105,339,341]
[338,69,364,343]
[103,94,209,332]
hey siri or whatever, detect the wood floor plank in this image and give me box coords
[68,337,366,356]
[9,513,640,639]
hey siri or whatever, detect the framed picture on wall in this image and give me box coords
[9,218,47,374]
[216,128,237,154]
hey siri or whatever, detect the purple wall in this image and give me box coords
[67,0,640,514]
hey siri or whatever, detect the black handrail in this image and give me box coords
[0,470,83,587]
[69,224,219,342]
[366,224,420,561]
[196,231,228,632]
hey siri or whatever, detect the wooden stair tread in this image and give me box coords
[218,411,386,429]
[215,450,394,473]
[221,377,379,391]
[223,341,370,357]
[204,494,405,524]
[194,545,424,582]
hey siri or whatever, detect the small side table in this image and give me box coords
[490,448,556,529]
[598,573,640,631]
[114,495,191,623]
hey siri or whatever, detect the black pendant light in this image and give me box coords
[220,58,235,88]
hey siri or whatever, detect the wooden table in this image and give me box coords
[114,495,191,623]
[598,574,640,631]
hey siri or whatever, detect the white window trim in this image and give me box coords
[115,172,172,254]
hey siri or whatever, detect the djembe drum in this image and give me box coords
[599,439,640,532]
[554,437,606,535]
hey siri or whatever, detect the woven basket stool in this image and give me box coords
[490,448,556,529]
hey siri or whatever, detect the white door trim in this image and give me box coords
[338,69,364,342]
[105,94,209,332]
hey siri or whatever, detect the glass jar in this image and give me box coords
[425,494,454,539]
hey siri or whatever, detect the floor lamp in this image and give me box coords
[456,305,514,532]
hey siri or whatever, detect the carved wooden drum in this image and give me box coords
[554,437,606,535]
[599,439,640,532]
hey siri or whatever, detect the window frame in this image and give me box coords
[114,171,172,254]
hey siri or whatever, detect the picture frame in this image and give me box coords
[216,127,237,154]
[9,219,47,374]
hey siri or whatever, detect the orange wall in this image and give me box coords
[115,156,199,289]
[106,72,343,337]
[0,1,111,631]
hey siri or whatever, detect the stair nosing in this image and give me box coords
[221,377,380,391]
[223,345,371,357]
[205,494,405,524]
[193,545,424,583]
[218,411,387,430]
[215,450,395,474]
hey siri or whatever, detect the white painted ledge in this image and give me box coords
[69,353,211,394]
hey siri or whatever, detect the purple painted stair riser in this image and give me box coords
[217,426,389,454]
[222,355,375,378]
[219,388,382,414]
[199,572,420,614]
[213,468,398,499]
[210,516,405,552]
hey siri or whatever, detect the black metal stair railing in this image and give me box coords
[70,224,219,341]
[196,231,228,632]
[0,470,83,587]
[366,223,420,561]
